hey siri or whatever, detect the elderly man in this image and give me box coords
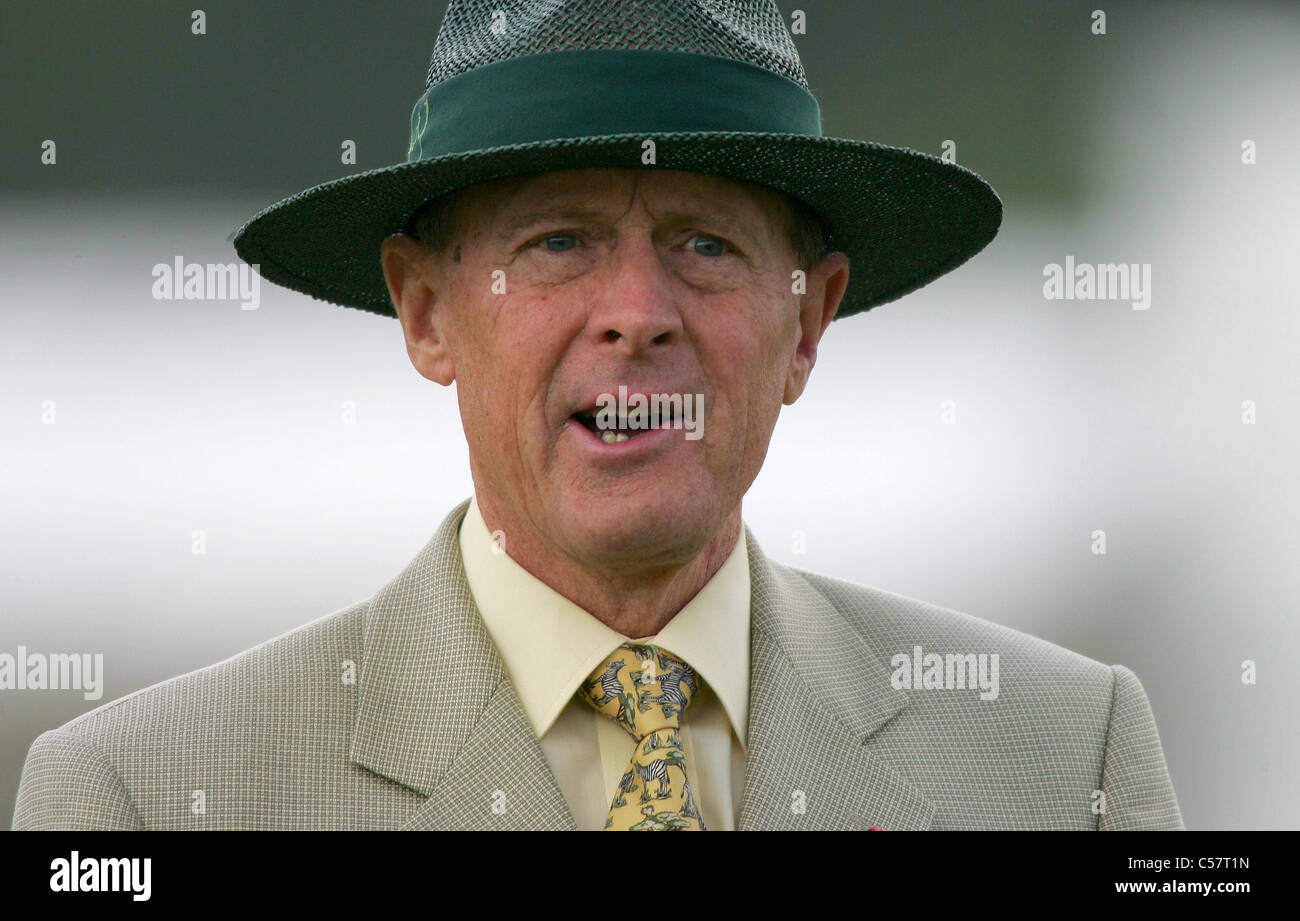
[13,0,1181,831]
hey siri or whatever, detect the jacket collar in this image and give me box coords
[350,499,933,830]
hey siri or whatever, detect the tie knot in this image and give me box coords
[579,643,700,739]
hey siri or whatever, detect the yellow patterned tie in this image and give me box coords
[578,643,707,831]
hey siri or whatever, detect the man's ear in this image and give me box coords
[783,251,849,405]
[381,233,456,386]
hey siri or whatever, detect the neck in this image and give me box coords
[473,495,742,637]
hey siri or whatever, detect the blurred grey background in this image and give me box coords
[2,1,1296,829]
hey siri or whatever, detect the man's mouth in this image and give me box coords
[570,404,681,444]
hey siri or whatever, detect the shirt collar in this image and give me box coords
[458,495,750,749]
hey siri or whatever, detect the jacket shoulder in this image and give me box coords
[786,562,1114,682]
[13,600,371,829]
[55,599,370,744]
[777,563,1182,829]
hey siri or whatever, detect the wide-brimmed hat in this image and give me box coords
[232,0,1002,321]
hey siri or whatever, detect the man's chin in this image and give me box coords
[553,497,717,569]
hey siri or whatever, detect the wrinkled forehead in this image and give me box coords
[453,167,794,232]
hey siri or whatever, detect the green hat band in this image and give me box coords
[406,49,823,162]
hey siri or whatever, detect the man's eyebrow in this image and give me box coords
[493,202,770,247]
[494,206,613,239]
[651,207,766,247]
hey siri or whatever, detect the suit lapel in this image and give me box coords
[349,499,577,830]
[737,529,936,830]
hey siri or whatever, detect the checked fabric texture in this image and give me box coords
[579,644,707,831]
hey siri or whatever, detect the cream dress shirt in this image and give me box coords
[458,496,750,830]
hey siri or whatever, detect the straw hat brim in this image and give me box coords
[232,130,1002,321]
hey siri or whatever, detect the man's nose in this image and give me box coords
[587,236,683,356]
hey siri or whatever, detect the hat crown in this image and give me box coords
[233,0,1003,323]
[425,0,808,89]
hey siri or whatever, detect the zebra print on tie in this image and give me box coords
[578,643,706,830]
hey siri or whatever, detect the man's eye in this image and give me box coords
[686,233,727,257]
[537,232,579,252]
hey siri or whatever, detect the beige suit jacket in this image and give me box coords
[12,500,1183,830]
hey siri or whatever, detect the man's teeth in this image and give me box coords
[575,406,679,442]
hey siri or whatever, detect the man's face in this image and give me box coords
[383,168,847,570]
